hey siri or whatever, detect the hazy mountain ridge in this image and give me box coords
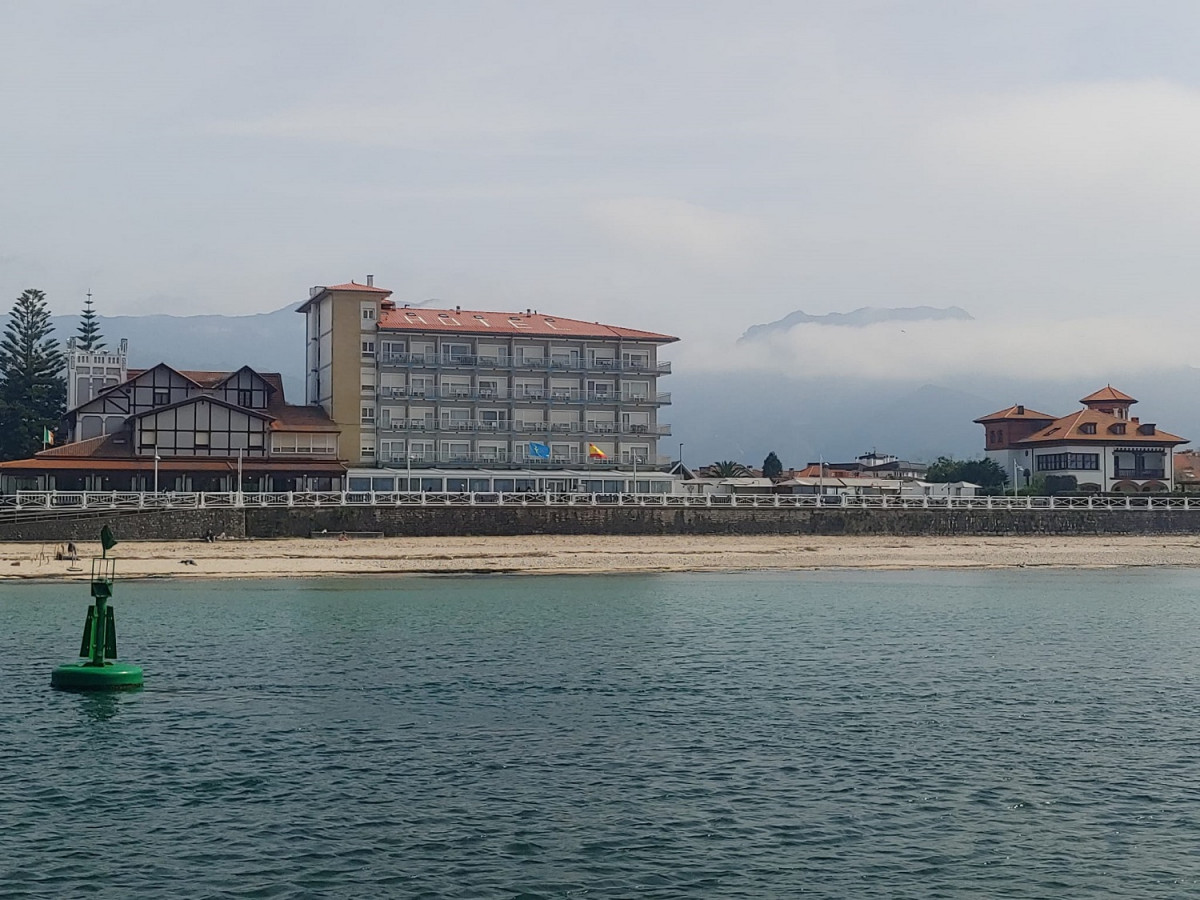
[18,304,1196,466]
[740,306,974,342]
[25,303,308,400]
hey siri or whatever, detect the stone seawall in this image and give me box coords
[1,505,1199,541]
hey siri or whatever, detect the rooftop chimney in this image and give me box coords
[366,275,374,287]
[1016,405,1025,415]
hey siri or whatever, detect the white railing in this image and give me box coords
[5,491,1200,513]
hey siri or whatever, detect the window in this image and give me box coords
[1110,423,1126,434]
[361,405,375,423]
[362,306,376,321]
[1036,452,1099,472]
[153,388,169,406]
[1080,422,1096,434]
[441,342,472,362]
[237,388,254,408]
[361,340,375,356]
[361,443,376,458]
[140,429,156,449]
[195,431,210,447]
[249,432,264,449]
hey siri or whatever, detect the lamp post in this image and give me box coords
[678,442,684,469]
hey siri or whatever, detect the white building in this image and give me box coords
[975,386,1187,492]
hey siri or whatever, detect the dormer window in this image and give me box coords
[1109,423,1126,435]
[1080,422,1096,434]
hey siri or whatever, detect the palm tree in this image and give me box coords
[709,460,752,477]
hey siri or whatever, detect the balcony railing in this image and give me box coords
[376,451,674,469]
[377,386,671,404]
[1113,469,1166,479]
[378,352,671,375]
[380,420,669,437]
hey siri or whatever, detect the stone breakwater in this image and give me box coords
[1,505,1200,542]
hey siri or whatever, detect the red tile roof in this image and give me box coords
[378,307,677,342]
[269,404,340,432]
[38,434,129,458]
[793,463,862,478]
[973,405,1057,424]
[1018,409,1186,446]
[1081,385,1136,404]
[322,281,393,294]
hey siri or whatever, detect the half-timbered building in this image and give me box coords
[0,364,345,492]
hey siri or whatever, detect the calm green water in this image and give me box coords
[4,570,1200,898]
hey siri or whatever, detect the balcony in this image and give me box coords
[377,352,671,375]
[1113,469,1165,479]
[377,451,676,470]
[375,386,673,405]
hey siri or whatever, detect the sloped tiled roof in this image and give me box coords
[378,307,677,342]
[69,363,339,436]
[321,281,393,294]
[973,405,1057,424]
[1081,385,1136,404]
[37,433,133,459]
[270,404,340,432]
[1018,409,1186,446]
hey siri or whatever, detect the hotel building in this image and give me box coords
[299,280,678,491]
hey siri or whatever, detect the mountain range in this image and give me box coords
[21,305,1198,469]
[739,305,974,342]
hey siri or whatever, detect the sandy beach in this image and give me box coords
[3,534,1200,580]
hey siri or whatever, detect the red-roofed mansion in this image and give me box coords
[974,386,1188,492]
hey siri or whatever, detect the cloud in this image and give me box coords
[676,315,1200,381]
[922,80,1200,200]
[586,197,765,266]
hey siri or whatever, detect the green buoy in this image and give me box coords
[51,526,143,691]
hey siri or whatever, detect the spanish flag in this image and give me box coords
[588,443,607,459]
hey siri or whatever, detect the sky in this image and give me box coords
[5,1,1200,382]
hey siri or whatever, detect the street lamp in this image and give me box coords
[1012,459,1027,496]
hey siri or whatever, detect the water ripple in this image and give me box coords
[4,570,1200,897]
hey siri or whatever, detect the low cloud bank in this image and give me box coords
[675,316,1200,382]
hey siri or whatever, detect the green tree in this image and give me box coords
[709,460,752,477]
[762,451,783,480]
[925,456,1007,491]
[0,289,66,460]
[76,291,105,350]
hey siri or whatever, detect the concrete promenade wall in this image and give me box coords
[2,505,1200,541]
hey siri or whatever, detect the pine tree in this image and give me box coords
[76,291,105,350]
[762,450,783,480]
[0,289,66,460]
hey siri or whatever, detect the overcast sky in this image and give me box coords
[5,1,1200,380]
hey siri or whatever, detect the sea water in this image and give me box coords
[3,570,1200,898]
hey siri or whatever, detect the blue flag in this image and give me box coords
[528,441,551,459]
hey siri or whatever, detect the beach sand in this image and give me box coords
[4,534,1200,580]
